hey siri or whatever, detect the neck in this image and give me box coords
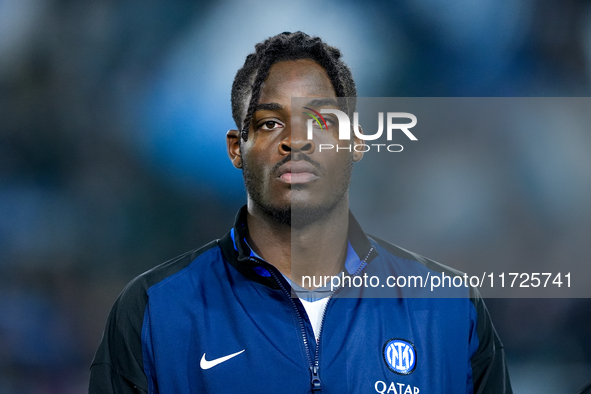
[245,198,350,288]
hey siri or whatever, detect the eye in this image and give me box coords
[309,116,335,129]
[323,115,336,127]
[258,120,284,131]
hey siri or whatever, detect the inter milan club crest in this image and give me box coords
[383,338,417,375]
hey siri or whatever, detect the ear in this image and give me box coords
[352,124,364,162]
[226,129,243,169]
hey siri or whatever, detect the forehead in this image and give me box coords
[258,59,337,102]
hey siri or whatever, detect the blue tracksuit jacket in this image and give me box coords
[89,206,511,393]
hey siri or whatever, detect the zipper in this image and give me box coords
[249,257,316,388]
[249,245,375,392]
[311,245,374,391]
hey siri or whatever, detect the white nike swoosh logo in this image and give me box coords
[200,349,245,370]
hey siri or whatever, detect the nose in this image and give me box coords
[279,126,315,155]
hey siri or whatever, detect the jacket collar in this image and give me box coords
[218,205,379,289]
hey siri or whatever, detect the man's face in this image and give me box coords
[228,59,361,227]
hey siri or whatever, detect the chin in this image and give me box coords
[290,204,335,228]
[249,189,348,229]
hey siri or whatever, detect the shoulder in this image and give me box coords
[116,239,222,311]
[96,239,223,350]
[91,240,223,382]
[367,233,465,277]
[89,239,223,392]
[366,233,489,305]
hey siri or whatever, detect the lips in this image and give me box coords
[276,160,320,184]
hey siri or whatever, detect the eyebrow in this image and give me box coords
[254,102,284,112]
[305,98,340,108]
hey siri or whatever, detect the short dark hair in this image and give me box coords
[231,31,357,141]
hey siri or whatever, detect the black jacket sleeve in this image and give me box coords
[470,291,513,394]
[89,277,150,394]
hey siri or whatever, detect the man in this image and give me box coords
[90,32,512,393]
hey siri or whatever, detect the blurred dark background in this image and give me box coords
[1,0,591,392]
